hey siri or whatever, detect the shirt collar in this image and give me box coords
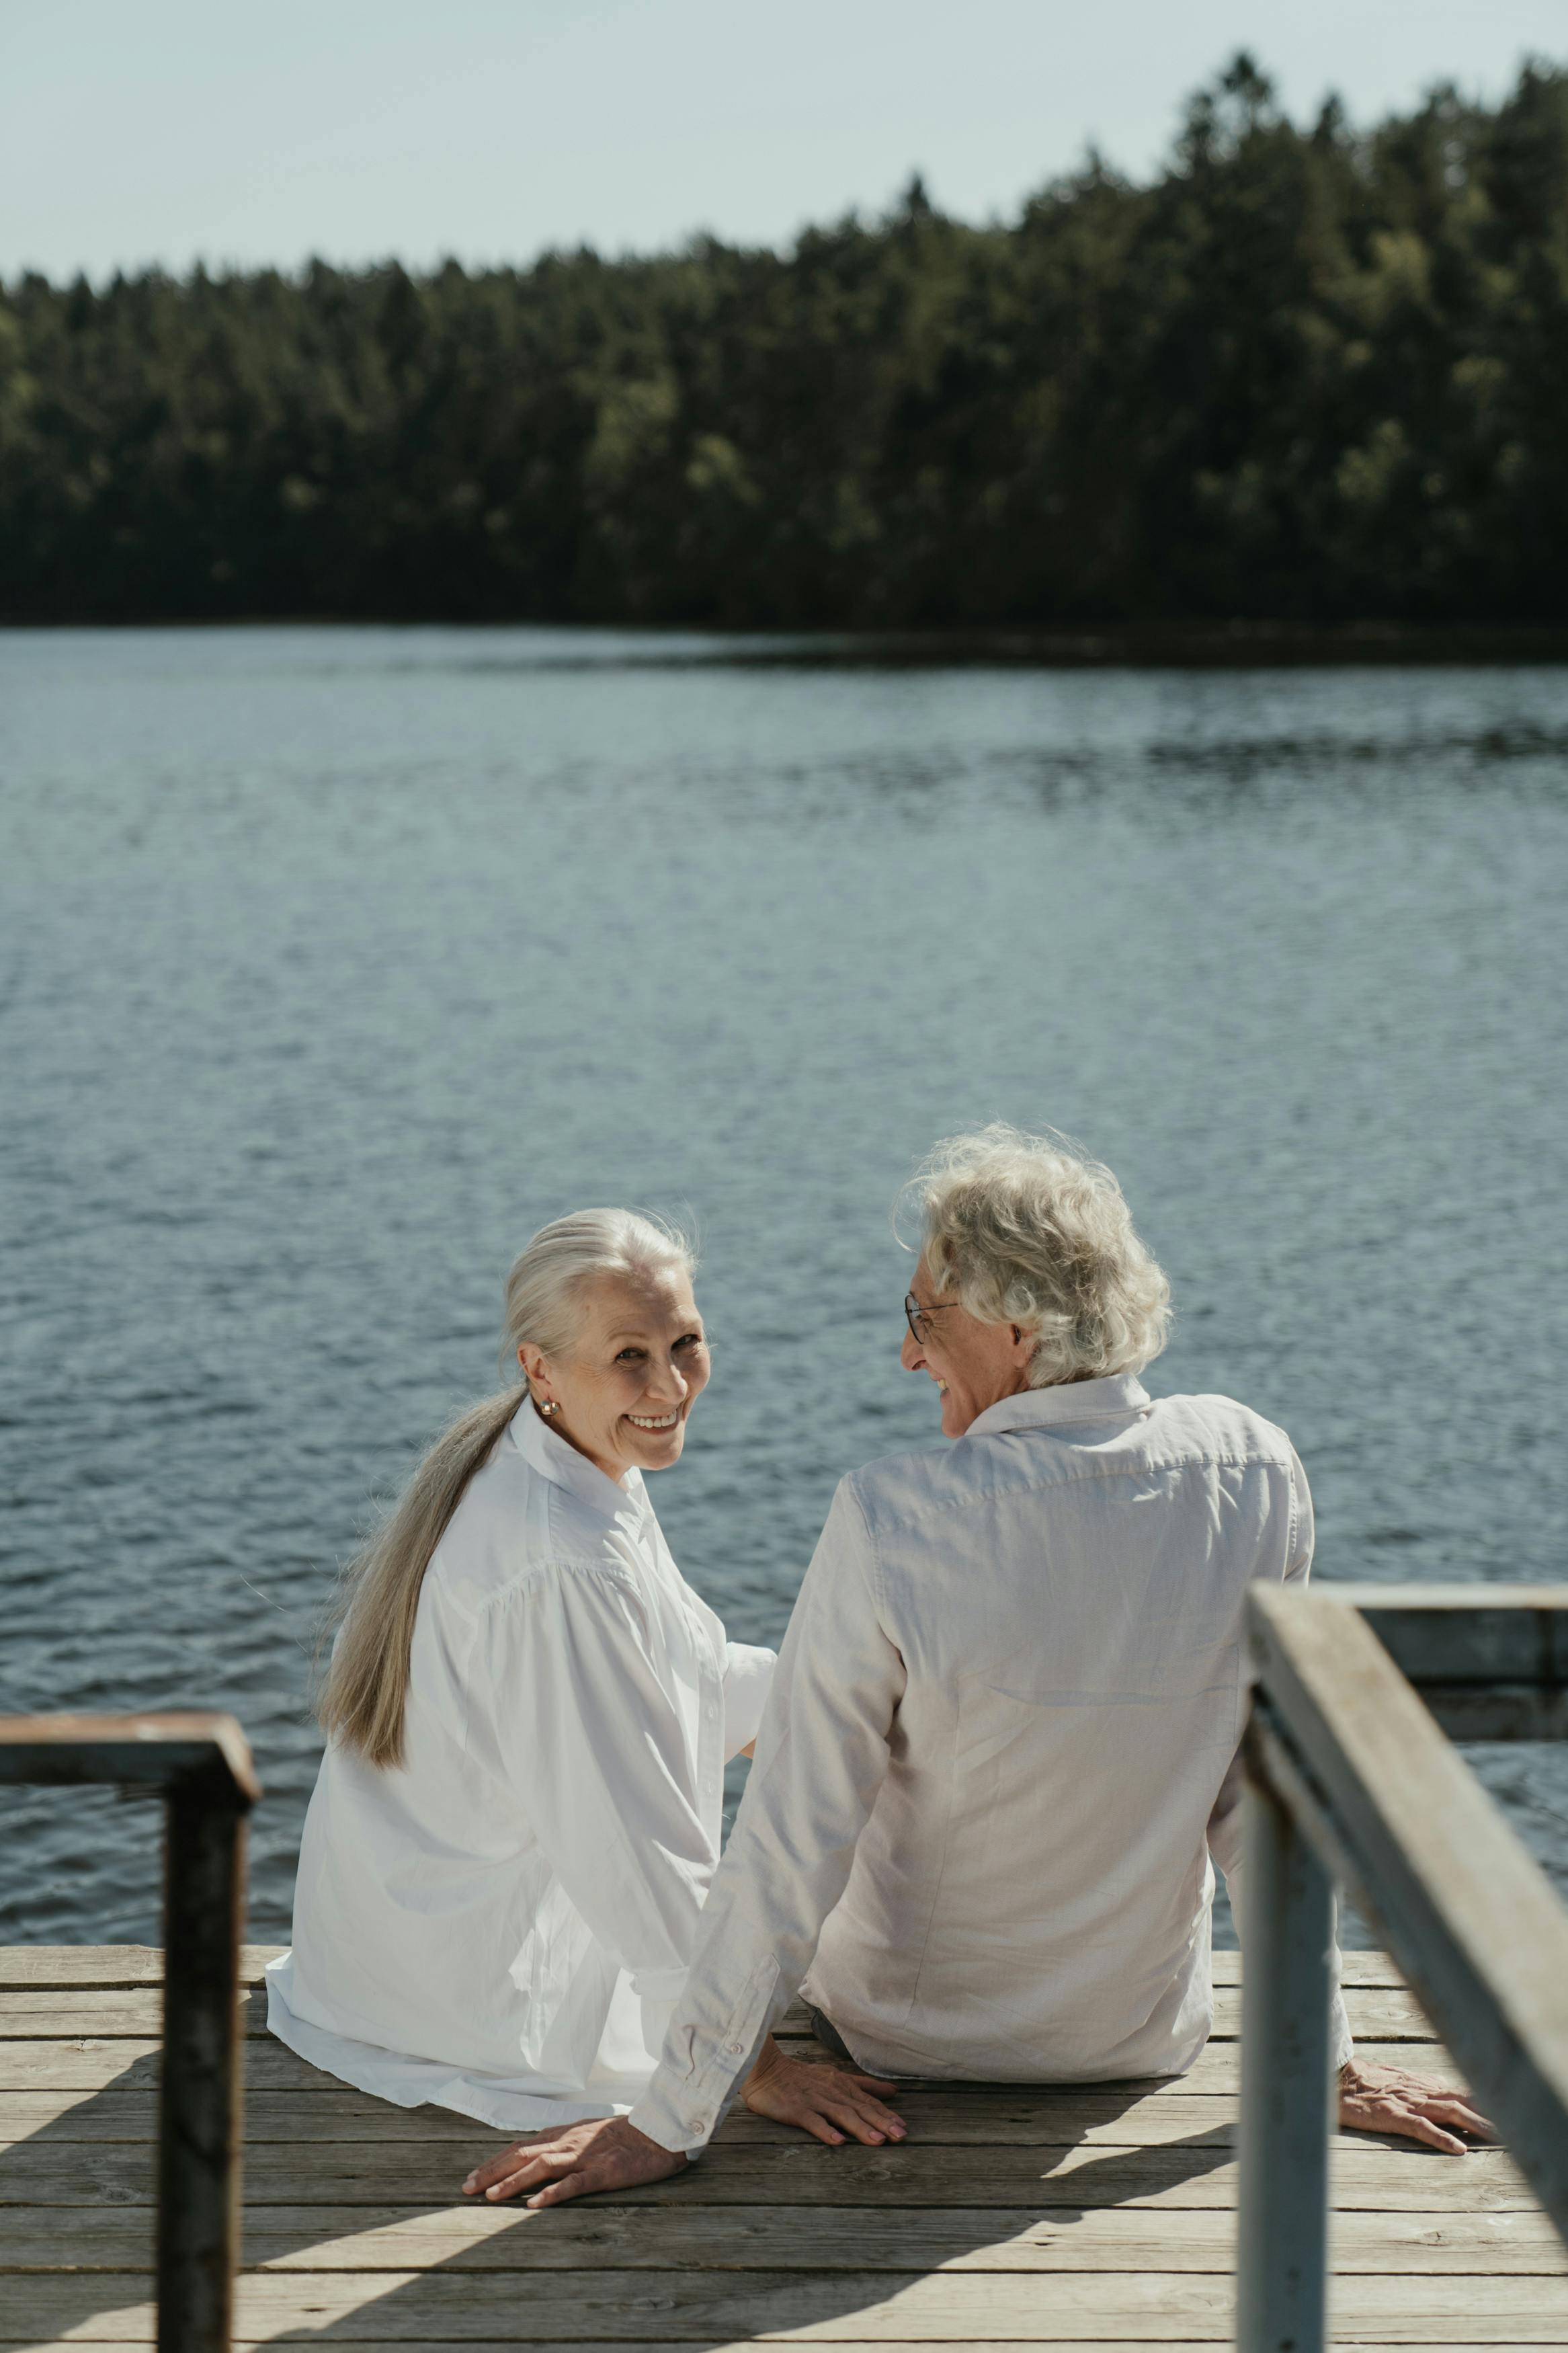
[964,1372,1152,1441]
[508,1398,648,1519]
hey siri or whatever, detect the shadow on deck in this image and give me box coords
[0,1950,1561,2350]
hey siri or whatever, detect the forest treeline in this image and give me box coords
[4,56,1568,628]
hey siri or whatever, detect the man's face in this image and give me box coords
[899,1261,1034,1437]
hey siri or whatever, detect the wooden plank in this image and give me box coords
[2,2202,1562,2276]
[0,2136,1532,2211]
[227,2264,1568,2342]
[0,1946,282,1990]
[283,2204,1568,2276]
[0,2042,163,2091]
[0,1712,259,1802]
[0,1984,1443,2042]
[1352,1586,1568,1687]
[0,2341,1233,2353]
[785,1952,1436,1994]
[0,2339,1233,2353]
[0,2034,1462,2096]
[1408,1687,1568,1741]
[0,1948,165,1989]
[0,1988,275,2038]
[0,1944,1411,1992]
[52,2338,1542,2353]
[7,2265,1568,2341]
[0,2334,1542,2353]
[716,2088,1425,2149]
[1249,1585,1568,2239]
[0,2087,1268,2149]
[0,2092,1481,2156]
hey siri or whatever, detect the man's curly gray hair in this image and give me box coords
[903,1124,1172,1388]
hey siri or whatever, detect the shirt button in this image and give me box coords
[727,2042,743,2055]
[688,2117,708,2133]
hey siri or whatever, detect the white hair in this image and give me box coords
[319,1208,694,1767]
[903,1124,1171,1387]
[500,1208,696,1379]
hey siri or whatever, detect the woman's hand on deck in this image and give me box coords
[742,2035,907,2146]
[1337,2057,1497,2153]
[461,2118,685,2208]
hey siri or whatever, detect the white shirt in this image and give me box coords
[630,1374,1350,2154]
[266,1401,775,2131]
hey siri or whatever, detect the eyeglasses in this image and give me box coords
[904,1291,956,1347]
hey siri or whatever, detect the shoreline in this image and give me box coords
[5,616,1568,666]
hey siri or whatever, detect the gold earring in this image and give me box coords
[540,1400,560,1417]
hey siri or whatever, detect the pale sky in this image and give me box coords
[6,0,1567,282]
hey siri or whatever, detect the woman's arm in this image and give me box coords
[485,1563,718,1995]
[722,1640,776,1760]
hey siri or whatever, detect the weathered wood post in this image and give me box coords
[157,1760,252,2353]
[0,1712,259,2353]
[1235,1724,1337,2353]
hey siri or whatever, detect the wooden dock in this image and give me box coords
[0,1944,1563,2349]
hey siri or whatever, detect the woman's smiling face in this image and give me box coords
[520,1269,710,1483]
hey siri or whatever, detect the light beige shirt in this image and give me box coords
[630,1373,1350,2154]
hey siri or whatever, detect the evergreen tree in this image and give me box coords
[2,56,1565,627]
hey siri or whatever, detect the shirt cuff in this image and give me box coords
[722,1642,777,1758]
[628,2073,722,2157]
[628,1950,782,2155]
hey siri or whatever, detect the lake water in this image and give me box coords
[2,627,1566,1951]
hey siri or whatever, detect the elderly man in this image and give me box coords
[466,1125,1491,2208]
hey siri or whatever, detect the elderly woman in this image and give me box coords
[267,1208,903,2148]
[465,1128,1493,2208]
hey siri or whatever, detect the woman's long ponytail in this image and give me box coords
[317,1207,694,1769]
[317,1388,524,1768]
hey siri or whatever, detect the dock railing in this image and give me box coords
[0,1712,259,2353]
[1238,1585,1568,2353]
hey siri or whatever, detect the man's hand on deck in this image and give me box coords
[742,2034,907,2146]
[461,2118,685,2208]
[1337,2057,1497,2153]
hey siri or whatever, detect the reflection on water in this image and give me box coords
[1,627,1565,1945]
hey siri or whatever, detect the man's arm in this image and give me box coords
[630,1476,907,2153]
[463,1476,909,2204]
